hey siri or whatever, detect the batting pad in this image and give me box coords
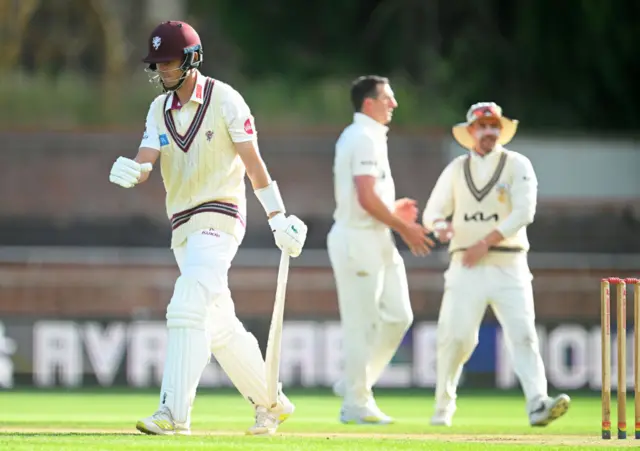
[160,276,212,424]
[211,317,271,408]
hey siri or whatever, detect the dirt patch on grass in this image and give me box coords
[425,434,638,447]
[290,432,640,446]
[0,428,637,446]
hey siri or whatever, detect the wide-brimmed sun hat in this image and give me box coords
[452,102,519,149]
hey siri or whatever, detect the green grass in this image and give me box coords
[0,71,458,130]
[0,389,634,450]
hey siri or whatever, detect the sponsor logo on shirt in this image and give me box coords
[244,118,254,135]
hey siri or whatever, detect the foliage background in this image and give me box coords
[1,0,638,131]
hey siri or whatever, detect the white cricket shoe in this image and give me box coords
[340,399,394,425]
[529,394,571,427]
[136,405,191,436]
[430,405,456,427]
[246,388,295,436]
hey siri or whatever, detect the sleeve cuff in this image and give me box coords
[422,214,446,229]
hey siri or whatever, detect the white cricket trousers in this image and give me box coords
[327,224,413,408]
[173,229,238,297]
[435,256,548,412]
[158,228,274,426]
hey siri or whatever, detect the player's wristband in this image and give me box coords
[254,180,286,216]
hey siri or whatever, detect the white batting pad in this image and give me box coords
[211,324,271,408]
[160,276,212,424]
[160,328,211,424]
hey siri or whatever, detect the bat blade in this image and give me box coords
[265,251,290,408]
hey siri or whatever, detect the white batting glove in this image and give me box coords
[268,213,307,258]
[109,157,153,188]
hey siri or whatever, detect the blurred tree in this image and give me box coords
[1,0,638,130]
[10,0,131,120]
[188,0,639,131]
[88,0,128,118]
[20,0,104,76]
[144,0,186,26]
[0,0,41,73]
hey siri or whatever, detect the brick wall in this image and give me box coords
[0,131,445,219]
[0,131,637,251]
[0,130,446,248]
[0,262,634,322]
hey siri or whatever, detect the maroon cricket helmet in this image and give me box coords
[142,20,203,68]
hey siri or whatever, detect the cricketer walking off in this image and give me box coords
[421,102,570,427]
[327,75,434,424]
[108,20,307,436]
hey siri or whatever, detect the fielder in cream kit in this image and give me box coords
[422,102,570,427]
[109,21,307,436]
[327,76,434,424]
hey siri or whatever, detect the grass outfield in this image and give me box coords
[0,389,635,450]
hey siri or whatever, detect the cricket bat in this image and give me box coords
[265,250,290,408]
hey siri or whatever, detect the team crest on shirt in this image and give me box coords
[205,130,213,141]
[495,182,510,203]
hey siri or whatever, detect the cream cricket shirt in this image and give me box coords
[332,113,395,229]
[139,71,256,248]
[422,145,538,264]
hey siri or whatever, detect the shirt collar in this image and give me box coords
[165,70,206,111]
[470,144,504,161]
[353,112,389,135]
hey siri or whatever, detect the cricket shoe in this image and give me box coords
[136,405,191,436]
[246,386,295,436]
[529,394,571,427]
[340,399,394,425]
[430,405,456,427]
